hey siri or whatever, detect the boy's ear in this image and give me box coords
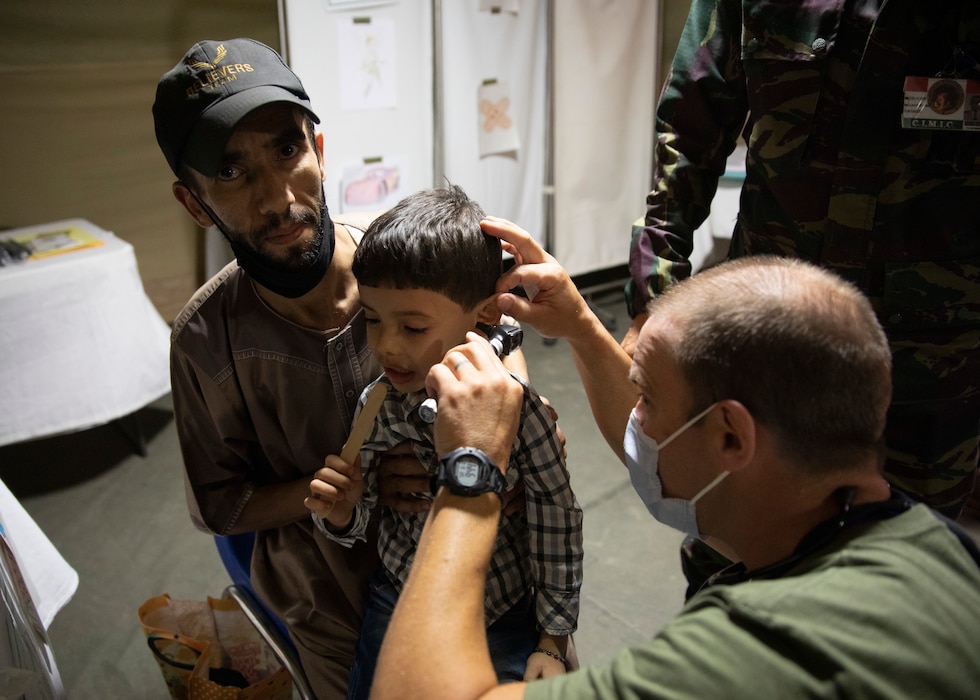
[476,293,503,325]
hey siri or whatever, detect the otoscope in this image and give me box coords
[418,323,524,424]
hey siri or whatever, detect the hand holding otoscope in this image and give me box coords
[418,323,524,423]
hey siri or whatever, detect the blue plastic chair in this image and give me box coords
[214,533,316,699]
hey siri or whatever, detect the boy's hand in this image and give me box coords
[305,454,363,530]
[525,633,569,680]
[524,649,567,680]
[524,647,568,681]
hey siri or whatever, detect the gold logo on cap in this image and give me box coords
[184,44,254,97]
[187,43,228,71]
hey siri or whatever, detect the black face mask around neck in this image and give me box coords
[188,186,335,299]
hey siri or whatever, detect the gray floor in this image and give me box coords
[6,290,980,698]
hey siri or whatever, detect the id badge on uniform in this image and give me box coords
[902,76,980,131]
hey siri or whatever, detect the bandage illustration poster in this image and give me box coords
[338,18,397,111]
[478,80,520,157]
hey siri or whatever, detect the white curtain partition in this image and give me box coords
[281,0,657,279]
[440,0,548,244]
[552,0,658,277]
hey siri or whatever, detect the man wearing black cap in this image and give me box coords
[152,38,422,697]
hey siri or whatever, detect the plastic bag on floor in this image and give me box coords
[138,593,291,700]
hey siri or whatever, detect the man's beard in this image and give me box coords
[229,191,324,271]
[224,191,335,298]
[185,183,336,298]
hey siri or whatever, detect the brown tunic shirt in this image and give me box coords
[169,221,381,696]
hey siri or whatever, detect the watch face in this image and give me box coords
[454,457,482,487]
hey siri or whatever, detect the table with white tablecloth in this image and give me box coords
[0,219,171,450]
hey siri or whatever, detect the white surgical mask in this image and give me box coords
[623,403,728,538]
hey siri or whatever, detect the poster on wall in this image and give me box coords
[479,0,520,14]
[338,17,398,111]
[478,80,520,157]
[328,0,397,9]
[339,156,408,213]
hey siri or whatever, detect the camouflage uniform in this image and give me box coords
[626,0,980,517]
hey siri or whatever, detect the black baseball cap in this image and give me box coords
[153,38,320,177]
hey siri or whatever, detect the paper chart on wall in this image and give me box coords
[328,0,396,9]
[339,156,409,213]
[478,80,521,158]
[338,17,398,111]
[479,0,520,14]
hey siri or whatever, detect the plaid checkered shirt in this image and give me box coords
[317,373,583,634]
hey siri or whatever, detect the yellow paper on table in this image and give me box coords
[7,223,104,259]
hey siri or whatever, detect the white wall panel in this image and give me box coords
[553,0,658,277]
[282,0,434,214]
[439,1,548,244]
[282,0,658,278]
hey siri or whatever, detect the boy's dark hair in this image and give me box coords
[352,184,501,310]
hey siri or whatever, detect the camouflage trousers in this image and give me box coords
[884,326,980,519]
